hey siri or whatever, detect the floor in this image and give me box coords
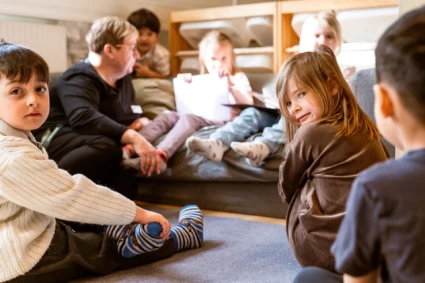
[136,201,286,225]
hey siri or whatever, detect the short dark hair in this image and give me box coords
[375,6,425,124]
[0,40,49,84]
[127,8,160,34]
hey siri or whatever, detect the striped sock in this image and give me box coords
[105,222,165,258]
[170,205,204,251]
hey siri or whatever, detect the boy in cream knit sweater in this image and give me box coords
[0,41,203,283]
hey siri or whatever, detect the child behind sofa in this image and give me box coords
[294,5,425,283]
[277,45,388,272]
[127,8,170,79]
[122,30,254,172]
[0,41,203,282]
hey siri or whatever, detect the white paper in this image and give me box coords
[173,74,232,121]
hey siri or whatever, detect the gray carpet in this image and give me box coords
[75,205,301,283]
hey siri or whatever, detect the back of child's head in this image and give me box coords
[86,16,138,54]
[276,45,379,142]
[127,8,161,34]
[198,30,239,75]
[375,5,425,126]
[0,40,49,85]
[300,10,342,54]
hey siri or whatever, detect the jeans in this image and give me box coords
[210,107,284,153]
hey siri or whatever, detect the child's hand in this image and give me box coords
[134,207,171,239]
[177,73,192,83]
[133,61,151,78]
[128,117,151,131]
[216,68,230,79]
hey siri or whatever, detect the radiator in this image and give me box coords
[0,21,67,73]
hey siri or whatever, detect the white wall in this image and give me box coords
[0,0,272,29]
[400,0,425,15]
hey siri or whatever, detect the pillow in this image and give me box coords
[132,78,176,120]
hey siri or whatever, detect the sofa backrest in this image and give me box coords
[350,68,395,157]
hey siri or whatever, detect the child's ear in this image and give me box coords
[373,83,394,118]
[326,77,339,96]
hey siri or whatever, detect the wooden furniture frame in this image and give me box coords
[168,2,278,76]
[277,0,398,65]
[168,0,398,76]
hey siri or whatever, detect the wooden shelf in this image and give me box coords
[176,47,275,58]
[169,0,398,76]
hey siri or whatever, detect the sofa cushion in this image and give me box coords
[350,68,395,157]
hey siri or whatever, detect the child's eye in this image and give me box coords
[298,92,306,98]
[326,34,334,39]
[36,86,47,93]
[286,101,292,107]
[10,88,23,95]
[221,56,226,61]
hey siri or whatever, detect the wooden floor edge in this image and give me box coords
[136,201,286,225]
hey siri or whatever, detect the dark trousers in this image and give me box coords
[35,126,138,200]
[8,221,175,283]
[293,267,343,283]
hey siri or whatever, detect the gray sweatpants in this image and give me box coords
[139,111,225,158]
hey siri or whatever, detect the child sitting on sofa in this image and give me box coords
[123,30,254,172]
[127,8,170,78]
[187,11,352,167]
[294,6,425,283]
[277,45,388,272]
[0,41,203,283]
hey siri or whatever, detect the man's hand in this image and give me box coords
[121,129,161,176]
[133,207,171,239]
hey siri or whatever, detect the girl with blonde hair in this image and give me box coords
[123,30,254,172]
[277,45,388,271]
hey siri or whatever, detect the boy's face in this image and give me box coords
[0,74,49,131]
[136,27,158,55]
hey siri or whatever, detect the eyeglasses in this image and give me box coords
[115,44,138,53]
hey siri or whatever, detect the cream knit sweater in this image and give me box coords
[0,120,137,282]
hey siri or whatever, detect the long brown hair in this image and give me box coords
[276,45,380,144]
[198,30,240,75]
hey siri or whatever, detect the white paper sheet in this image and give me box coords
[173,74,232,121]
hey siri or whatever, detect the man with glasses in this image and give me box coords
[34,17,161,203]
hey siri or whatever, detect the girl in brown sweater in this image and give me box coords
[276,45,388,271]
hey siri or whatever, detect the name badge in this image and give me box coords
[131,105,143,114]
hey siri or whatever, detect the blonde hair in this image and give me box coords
[86,16,138,54]
[276,45,379,144]
[315,11,342,54]
[300,11,342,54]
[198,30,239,75]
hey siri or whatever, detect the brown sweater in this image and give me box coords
[278,121,388,271]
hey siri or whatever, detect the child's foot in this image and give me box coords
[105,222,165,258]
[170,205,204,251]
[230,141,270,167]
[186,137,229,162]
[121,149,168,174]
